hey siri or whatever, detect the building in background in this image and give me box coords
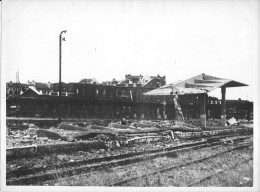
[6,81,28,98]
[27,80,52,95]
[6,74,253,121]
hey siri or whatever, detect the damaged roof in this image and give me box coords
[144,73,248,96]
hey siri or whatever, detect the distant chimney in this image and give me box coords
[47,82,51,89]
[202,73,206,80]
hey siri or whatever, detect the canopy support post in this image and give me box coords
[221,87,226,127]
[200,93,207,128]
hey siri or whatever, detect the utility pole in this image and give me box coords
[58,30,67,124]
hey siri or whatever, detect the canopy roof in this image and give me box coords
[144,73,248,96]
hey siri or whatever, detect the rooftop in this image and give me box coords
[144,73,248,96]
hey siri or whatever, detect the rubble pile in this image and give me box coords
[7,117,252,148]
[6,119,252,158]
[6,120,202,148]
[6,130,69,148]
[6,125,71,148]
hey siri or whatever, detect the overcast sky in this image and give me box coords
[2,0,259,101]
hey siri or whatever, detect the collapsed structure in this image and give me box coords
[144,73,248,127]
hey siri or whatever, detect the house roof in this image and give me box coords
[79,78,99,84]
[35,82,50,90]
[143,78,166,88]
[144,73,248,96]
[118,74,166,88]
[126,75,140,79]
[21,86,41,96]
[6,82,28,89]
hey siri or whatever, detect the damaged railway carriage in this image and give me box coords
[6,74,252,124]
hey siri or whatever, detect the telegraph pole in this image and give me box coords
[58,30,67,124]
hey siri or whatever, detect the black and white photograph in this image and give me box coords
[1,0,259,191]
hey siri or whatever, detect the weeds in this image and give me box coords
[157,174,163,186]
[144,174,151,186]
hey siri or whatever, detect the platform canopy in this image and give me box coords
[143,73,248,96]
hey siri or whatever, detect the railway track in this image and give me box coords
[6,133,249,178]
[6,134,252,185]
[108,141,252,186]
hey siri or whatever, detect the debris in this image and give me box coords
[108,123,135,129]
[20,139,34,145]
[27,128,37,137]
[223,138,234,145]
[243,177,251,181]
[36,129,64,140]
[67,135,76,142]
[23,135,30,139]
[68,129,118,141]
[90,124,117,130]
[7,145,37,158]
[58,122,88,131]
[125,136,167,145]
[122,133,161,137]
[133,121,161,128]
[169,131,175,139]
[227,117,240,126]
[43,137,48,142]
[22,122,29,127]
[115,141,120,147]
[175,121,184,127]
[96,134,110,141]
[29,124,37,128]
[121,118,127,125]
[165,174,175,179]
